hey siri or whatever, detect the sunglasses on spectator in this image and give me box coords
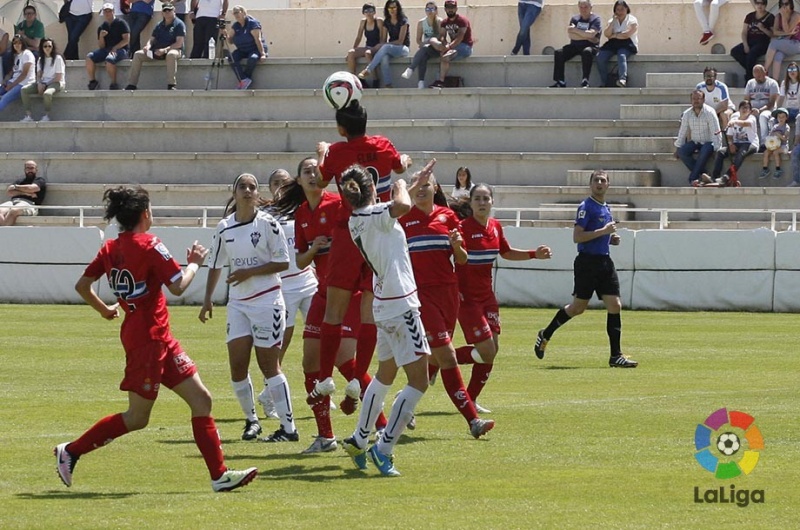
[43,44,52,48]
[425,6,437,11]
[789,67,799,71]
[363,8,375,13]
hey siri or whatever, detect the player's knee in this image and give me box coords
[123,410,151,431]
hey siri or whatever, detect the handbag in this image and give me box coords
[58,0,72,24]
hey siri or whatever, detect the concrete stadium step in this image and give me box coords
[45,184,233,211]
[619,104,687,121]
[0,119,678,154]
[645,72,729,88]
[594,136,676,154]
[1,87,694,123]
[566,170,661,187]
[537,202,632,221]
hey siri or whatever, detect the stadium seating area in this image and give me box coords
[1,1,798,229]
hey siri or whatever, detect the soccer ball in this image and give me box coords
[717,432,740,456]
[322,71,363,110]
[765,135,781,151]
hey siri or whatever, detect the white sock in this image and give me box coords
[231,375,257,422]
[267,373,296,433]
[378,385,424,455]
[353,377,390,449]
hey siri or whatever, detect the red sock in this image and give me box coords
[305,372,333,438]
[68,413,129,456]
[467,363,493,402]
[428,363,440,382]
[319,322,342,380]
[191,416,226,480]
[375,411,388,431]
[440,367,478,424]
[337,358,356,381]
[455,346,476,364]
[355,323,377,377]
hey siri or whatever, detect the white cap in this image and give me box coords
[101,2,114,10]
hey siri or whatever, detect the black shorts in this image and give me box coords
[572,253,620,300]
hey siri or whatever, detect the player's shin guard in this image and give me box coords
[192,416,226,480]
[353,377,389,448]
[68,413,129,456]
[267,373,296,434]
[607,312,622,357]
[466,363,493,402]
[319,322,342,380]
[378,385,424,455]
[440,366,478,423]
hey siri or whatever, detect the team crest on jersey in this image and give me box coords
[154,242,172,261]
[320,213,327,224]
[437,215,448,223]
[578,210,587,219]
[250,231,261,247]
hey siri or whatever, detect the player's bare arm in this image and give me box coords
[75,275,120,320]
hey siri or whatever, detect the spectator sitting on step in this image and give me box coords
[0,36,36,114]
[674,89,722,185]
[190,0,227,59]
[428,0,473,88]
[450,166,474,200]
[596,0,638,88]
[759,107,790,179]
[744,64,780,151]
[86,3,131,91]
[127,0,156,53]
[763,0,800,80]
[224,5,267,90]
[125,3,186,91]
[694,0,730,46]
[550,0,601,89]
[703,100,759,186]
[20,38,66,123]
[0,160,47,226]
[358,0,410,89]
[346,3,384,87]
[777,62,800,134]
[695,66,735,130]
[730,0,774,86]
[3,4,43,77]
[401,2,445,89]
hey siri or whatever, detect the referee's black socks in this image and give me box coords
[543,308,571,339]
[607,312,622,356]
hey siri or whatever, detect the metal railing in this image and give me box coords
[7,205,228,228]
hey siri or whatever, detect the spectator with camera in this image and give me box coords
[190,0,228,59]
[125,3,186,90]
[225,6,267,90]
[86,3,131,90]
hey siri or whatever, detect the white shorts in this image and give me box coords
[0,198,37,216]
[283,286,314,328]
[227,291,286,349]
[375,309,431,367]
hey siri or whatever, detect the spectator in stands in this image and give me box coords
[428,0,473,88]
[173,0,189,23]
[3,4,43,79]
[0,36,36,113]
[346,3,384,86]
[225,5,267,90]
[0,160,46,226]
[730,0,774,86]
[125,4,186,91]
[127,0,156,53]
[694,0,730,46]
[704,100,759,186]
[358,0,410,89]
[760,107,790,179]
[450,166,474,199]
[511,0,543,56]
[674,89,722,185]
[789,128,800,185]
[744,64,780,151]
[0,28,9,79]
[596,0,638,88]
[696,66,735,130]
[190,0,227,59]
[86,3,131,91]
[20,39,65,123]
[63,0,94,60]
[777,61,800,130]
[550,0,601,88]
[763,0,800,80]
[401,2,444,89]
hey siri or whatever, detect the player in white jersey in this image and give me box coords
[199,173,300,443]
[340,161,435,477]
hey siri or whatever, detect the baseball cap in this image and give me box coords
[101,2,114,10]
[444,0,457,5]
[773,107,789,118]
[162,2,175,10]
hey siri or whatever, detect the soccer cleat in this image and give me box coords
[257,389,279,420]
[302,436,338,454]
[211,467,258,492]
[534,329,548,359]
[306,376,336,405]
[339,395,358,415]
[54,443,78,487]
[470,418,496,439]
[401,67,413,79]
[368,445,401,477]
[242,419,262,440]
[474,402,492,414]
[342,437,368,470]
[340,378,360,414]
[609,355,638,368]
[260,427,299,442]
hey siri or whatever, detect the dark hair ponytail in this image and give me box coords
[103,186,150,231]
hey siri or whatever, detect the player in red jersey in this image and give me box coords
[311,100,412,406]
[400,168,495,439]
[56,186,257,492]
[273,157,388,453]
[455,184,552,410]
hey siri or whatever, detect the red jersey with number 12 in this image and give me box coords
[84,231,182,350]
[455,216,510,301]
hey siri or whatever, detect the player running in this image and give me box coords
[58,185,257,492]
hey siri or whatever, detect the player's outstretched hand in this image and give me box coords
[408,158,437,192]
[187,240,209,265]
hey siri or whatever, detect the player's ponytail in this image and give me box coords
[340,164,374,210]
[103,186,150,232]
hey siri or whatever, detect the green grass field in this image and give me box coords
[1,304,796,529]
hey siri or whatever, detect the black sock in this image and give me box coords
[607,312,622,357]
[543,308,571,339]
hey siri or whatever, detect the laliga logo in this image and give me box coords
[694,408,765,507]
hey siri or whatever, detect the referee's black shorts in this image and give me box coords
[572,253,620,300]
